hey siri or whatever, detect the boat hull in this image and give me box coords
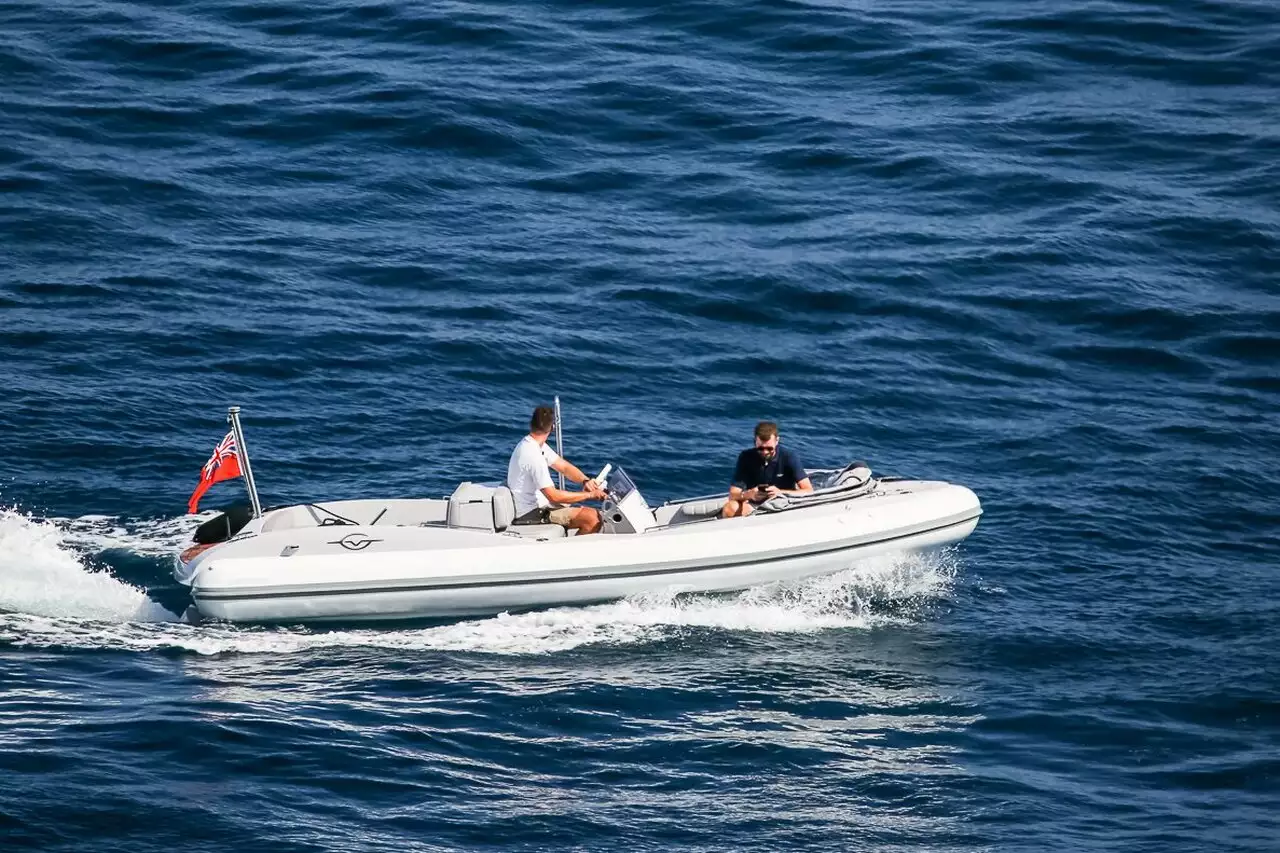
[184,483,980,623]
[195,516,976,623]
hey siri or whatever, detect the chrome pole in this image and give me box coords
[553,395,565,490]
[226,406,263,519]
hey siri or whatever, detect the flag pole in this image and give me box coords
[553,396,565,491]
[227,406,263,519]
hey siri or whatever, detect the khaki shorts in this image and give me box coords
[547,507,575,526]
[513,506,577,527]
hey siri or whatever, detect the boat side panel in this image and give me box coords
[194,517,978,623]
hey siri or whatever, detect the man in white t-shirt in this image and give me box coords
[506,405,607,535]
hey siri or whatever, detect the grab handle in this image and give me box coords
[593,464,613,490]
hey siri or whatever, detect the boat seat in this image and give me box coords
[654,497,725,527]
[494,486,568,539]
[448,482,504,532]
[492,486,516,531]
[446,483,566,539]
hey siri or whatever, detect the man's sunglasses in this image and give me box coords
[756,444,778,454]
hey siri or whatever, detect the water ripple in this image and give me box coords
[3,0,1279,849]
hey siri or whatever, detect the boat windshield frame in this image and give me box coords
[608,466,638,502]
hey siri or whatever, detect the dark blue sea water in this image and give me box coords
[2,0,1278,849]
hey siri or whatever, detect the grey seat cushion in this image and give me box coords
[654,498,725,527]
[492,486,517,532]
[677,498,727,517]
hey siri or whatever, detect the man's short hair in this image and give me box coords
[531,405,556,434]
[754,421,779,441]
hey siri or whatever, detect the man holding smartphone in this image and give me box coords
[720,421,814,518]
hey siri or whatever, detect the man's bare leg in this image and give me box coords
[719,498,755,519]
[564,506,602,535]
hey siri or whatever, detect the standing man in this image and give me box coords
[721,421,813,518]
[507,405,607,535]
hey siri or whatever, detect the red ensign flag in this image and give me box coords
[188,431,242,514]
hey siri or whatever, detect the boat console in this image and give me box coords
[597,465,655,534]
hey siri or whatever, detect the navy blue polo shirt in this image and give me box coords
[732,445,807,491]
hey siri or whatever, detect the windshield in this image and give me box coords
[608,466,637,502]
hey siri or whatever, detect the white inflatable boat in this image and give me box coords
[174,461,981,624]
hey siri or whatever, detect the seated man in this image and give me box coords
[721,421,813,518]
[507,405,607,535]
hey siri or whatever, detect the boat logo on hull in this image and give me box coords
[329,533,382,551]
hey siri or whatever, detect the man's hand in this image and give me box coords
[758,485,778,500]
[584,480,606,500]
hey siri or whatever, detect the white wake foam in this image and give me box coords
[0,510,179,624]
[1,504,957,656]
[56,511,217,558]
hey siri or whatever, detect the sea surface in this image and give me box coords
[2,0,1278,850]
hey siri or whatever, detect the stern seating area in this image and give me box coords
[261,499,447,533]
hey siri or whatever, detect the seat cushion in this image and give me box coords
[675,498,726,518]
[504,524,566,540]
[654,498,725,527]
[492,486,517,531]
